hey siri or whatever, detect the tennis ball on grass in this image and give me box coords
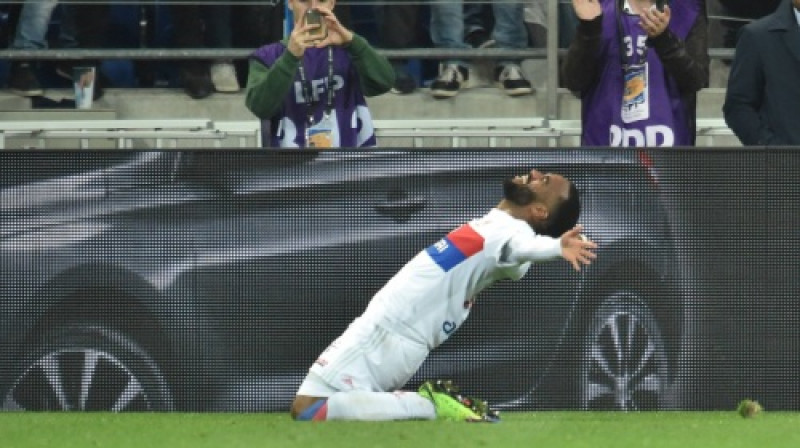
[737,399,763,418]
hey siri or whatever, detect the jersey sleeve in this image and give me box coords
[502,232,563,264]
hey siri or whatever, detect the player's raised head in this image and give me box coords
[502,169,581,238]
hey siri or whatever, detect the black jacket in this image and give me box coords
[723,0,800,145]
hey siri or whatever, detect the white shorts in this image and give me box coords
[297,316,429,396]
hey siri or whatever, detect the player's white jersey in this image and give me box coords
[360,208,562,350]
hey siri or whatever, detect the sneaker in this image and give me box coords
[418,380,500,422]
[210,61,240,93]
[181,63,214,99]
[8,62,43,97]
[391,72,416,95]
[430,64,469,99]
[495,64,533,97]
[464,29,496,49]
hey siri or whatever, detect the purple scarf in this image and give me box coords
[580,0,700,146]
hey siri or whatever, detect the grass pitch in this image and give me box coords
[1,411,798,448]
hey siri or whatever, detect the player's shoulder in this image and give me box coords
[471,209,532,240]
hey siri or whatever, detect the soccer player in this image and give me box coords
[291,169,597,421]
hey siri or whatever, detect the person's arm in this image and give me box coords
[722,26,773,145]
[561,15,604,94]
[506,226,597,271]
[648,11,709,94]
[506,233,564,264]
[345,33,395,97]
[245,50,301,120]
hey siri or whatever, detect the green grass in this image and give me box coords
[1,411,799,448]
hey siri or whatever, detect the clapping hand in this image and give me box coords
[571,0,602,21]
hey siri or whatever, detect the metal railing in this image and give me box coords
[0,0,741,123]
[0,118,735,149]
[0,119,262,149]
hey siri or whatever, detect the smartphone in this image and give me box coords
[304,9,327,39]
[655,0,667,12]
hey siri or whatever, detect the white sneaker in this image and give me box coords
[430,64,469,99]
[210,62,240,93]
[495,64,533,97]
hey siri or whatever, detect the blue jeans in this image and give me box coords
[430,0,527,67]
[11,0,59,50]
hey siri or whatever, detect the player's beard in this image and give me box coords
[502,178,536,206]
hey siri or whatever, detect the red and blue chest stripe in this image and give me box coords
[425,224,485,272]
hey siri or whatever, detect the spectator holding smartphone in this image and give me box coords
[245,0,394,148]
[562,0,709,147]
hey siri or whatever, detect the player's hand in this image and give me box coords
[571,0,602,21]
[639,4,671,38]
[560,225,598,272]
[313,7,353,48]
[287,14,321,58]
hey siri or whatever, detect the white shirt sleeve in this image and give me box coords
[503,232,563,264]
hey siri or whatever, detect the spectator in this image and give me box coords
[524,0,548,48]
[463,4,495,48]
[722,0,800,145]
[374,0,426,94]
[562,0,709,147]
[245,0,394,148]
[54,1,110,100]
[523,0,580,48]
[171,2,240,99]
[429,0,533,99]
[228,2,286,92]
[5,0,60,96]
[5,1,109,100]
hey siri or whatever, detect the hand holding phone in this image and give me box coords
[304,9,327,39]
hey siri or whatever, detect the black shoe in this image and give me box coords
[430,64,469,99]
[391,71,416,95]
[464,29,496,49]
[181,64,213,99]
[495,64,533,97]
[8,62,43,97]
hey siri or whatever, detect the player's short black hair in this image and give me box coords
[540,182,581,238]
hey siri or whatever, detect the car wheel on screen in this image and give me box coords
[579,292,669,410]
[2,324,174,411]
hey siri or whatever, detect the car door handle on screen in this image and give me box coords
[374,197,427,223]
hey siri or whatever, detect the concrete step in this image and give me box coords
[0,55,731,122]
[0,87,728,121]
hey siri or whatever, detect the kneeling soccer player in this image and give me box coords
[290,169,597,421]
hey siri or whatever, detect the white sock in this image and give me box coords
[324,390,436,421]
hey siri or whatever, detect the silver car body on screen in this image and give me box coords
[0,150,682,412]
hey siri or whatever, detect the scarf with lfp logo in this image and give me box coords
[251,43,377,148]
[580,0,700,147]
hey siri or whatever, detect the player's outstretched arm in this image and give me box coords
[560,225,597,271]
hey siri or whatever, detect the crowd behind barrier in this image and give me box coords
[0,0,793,148]
[0,0,771,94]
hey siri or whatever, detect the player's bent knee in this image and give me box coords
[291,395,328,421]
